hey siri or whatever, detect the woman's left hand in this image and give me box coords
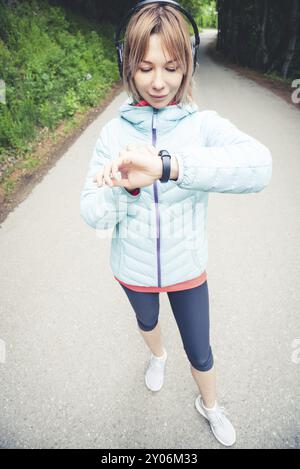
[93,144,162,191]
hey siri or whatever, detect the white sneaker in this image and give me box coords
[195,395,236,447]
[145,347,168,392]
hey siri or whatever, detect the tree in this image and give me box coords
[281,0,299,78]
[216,0,300,80]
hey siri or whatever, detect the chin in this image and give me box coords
[149,99,170,108]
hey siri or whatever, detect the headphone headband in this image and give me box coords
[114,0,200,79]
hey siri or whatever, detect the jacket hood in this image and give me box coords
[119,97,199,135]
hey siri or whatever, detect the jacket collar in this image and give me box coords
[133,99,177,107]
[119,96,199,135]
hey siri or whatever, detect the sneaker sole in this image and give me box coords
[195,396,236,447]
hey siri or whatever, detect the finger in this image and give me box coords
[103,163,114,187]
[117,178,131,189]
[108,165,129,187]
[110,177,129,188]
[112,159,130,186]
[117,156,133,169]
[111,161,121,181]
[93,170,104,187]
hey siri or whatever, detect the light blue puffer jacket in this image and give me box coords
[80,97,272,287]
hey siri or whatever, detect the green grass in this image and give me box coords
[0,0,119,171]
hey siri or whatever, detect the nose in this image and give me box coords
[152,69,165,90]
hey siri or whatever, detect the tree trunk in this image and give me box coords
[228,0,240,63]
[256,0,269,71]
[216,0,226,52]
[224,0,234,56]
[266,1,295,75]
[281,0,299,78]
[216,0,223,51]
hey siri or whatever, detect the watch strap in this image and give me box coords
[158,149,171,183]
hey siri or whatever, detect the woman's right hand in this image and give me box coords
[93,144,162,191]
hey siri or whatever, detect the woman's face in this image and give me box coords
[133,33,184,108]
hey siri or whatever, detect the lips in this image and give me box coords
[150,95,167,99]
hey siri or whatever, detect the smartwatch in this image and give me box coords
[158,149,172,183]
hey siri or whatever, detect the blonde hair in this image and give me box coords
[122,2,195,106]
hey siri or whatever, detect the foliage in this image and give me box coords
[0,0,119,158]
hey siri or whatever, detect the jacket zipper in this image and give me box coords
[151,108,161,287]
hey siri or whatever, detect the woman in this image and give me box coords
[80,2,272,447]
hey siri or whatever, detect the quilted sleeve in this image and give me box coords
[174,111,272,193]
[80,123,141,230]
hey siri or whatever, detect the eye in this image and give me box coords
[140,68,177,73]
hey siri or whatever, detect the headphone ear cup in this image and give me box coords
[191,37,194,51]
[117,42,124,77]
[118,43,124,63]
[191,38,197,74]
[191,38,197,58]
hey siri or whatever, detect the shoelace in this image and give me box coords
[204,403,229,426]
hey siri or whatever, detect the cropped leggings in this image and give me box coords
[119,280,214,372]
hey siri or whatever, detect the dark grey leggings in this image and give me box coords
[119,280,214,372]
